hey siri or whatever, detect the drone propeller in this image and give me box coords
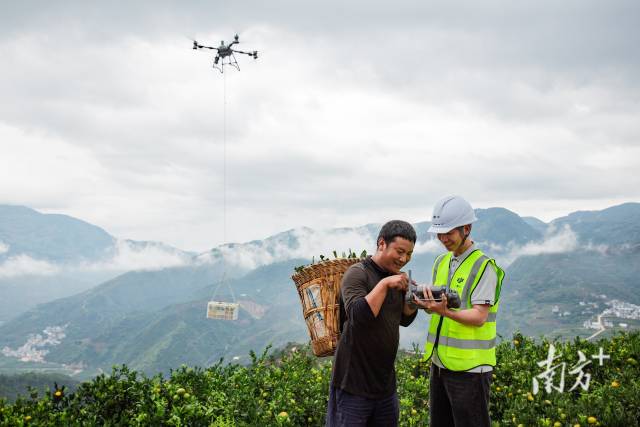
[232,30,258,44]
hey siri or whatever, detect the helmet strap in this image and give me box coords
[457,225,468,245]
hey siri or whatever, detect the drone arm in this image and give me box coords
[232,49,255,55]
[195,43,218,50]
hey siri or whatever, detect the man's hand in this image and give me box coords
[415,286,448,316]
[365,273,409,318]
[415,290,491,326]
[383,273,409,291]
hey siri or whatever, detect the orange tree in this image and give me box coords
[0,331,638,426]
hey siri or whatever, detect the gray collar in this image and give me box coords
[451,242,476,266]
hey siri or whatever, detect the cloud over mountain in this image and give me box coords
[80,240,193,272]
[0,255,60,278]
[199,227,377,271]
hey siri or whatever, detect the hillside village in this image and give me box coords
[582,298,640,331]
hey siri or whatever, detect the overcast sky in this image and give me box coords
[1,1,639,252]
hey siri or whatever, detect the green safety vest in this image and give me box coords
[423,249,505,371]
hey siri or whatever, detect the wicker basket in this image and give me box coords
[292,258,363,357]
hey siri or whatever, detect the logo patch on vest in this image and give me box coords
[456,277,464,283]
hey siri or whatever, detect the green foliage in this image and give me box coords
[0,372,79,403]
[1,332,638,426]
[489,331,640,427]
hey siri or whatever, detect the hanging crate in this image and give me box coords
[291,258,362,357]
[206,301,240,320]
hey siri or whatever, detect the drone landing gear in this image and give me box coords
[212,53,241,73]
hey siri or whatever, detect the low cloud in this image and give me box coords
[413,238,442,255]
[495,224,613,267]
[414,225,582,268]
[0,241,8,255]
[513,224,578,257]
[0,240,193,278]
[285,227,376,260]
[198,227,376,271]
[0,255,60,278]
[80,239,193,272]
[583,242,609,255]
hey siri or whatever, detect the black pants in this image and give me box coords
[326,384,399,427]
[429,364,491,427]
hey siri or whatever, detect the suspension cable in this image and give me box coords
[210,68,236,304]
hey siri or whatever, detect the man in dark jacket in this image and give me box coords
[326,220,419,427]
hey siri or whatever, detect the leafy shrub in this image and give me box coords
[1,332,638,426]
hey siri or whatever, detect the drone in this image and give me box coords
[192,34,258,73]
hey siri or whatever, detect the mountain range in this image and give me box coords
[0,205,193,322]
[0,202,638,379]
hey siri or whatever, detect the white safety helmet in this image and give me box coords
[428,195,477,233]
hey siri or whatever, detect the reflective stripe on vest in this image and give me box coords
[431,253,447,285]
[460,255,489,309]
[426,334,496,350]
[423,249,505,371]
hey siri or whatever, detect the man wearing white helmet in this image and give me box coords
[415,195,505,427]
